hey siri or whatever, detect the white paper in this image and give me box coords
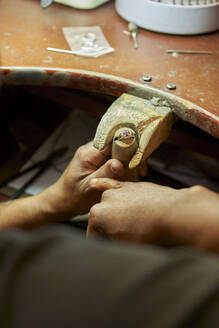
[63,26,114,57]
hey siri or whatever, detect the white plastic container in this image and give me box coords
[115,0,219,35]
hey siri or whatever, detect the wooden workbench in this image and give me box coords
[0,0,219,138]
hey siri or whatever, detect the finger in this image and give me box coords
[140,166,147,177]
[129,148,143,169]
[89,158,125,181]
[87,204,109,238]
[100,144,112,157]
[86,224,105,238]
[90,178,122,191]
[91,144,112,167]
[78,143,112,169]
[140,160,148,177]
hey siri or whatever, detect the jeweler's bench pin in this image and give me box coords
[41,0,54,8]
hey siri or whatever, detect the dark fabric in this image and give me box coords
[0,226,219,328]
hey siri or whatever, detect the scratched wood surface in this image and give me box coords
[0,0,219,137]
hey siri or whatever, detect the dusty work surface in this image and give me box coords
[0,0,219,137]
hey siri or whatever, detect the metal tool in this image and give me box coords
[0,147,67,200]
[41,0,54,8]
[128,22,138,49]
[167,50,213,55]
[47,47,80,55]
[47,46,112,57]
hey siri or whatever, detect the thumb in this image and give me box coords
[90,158,125,181]
[90,178,122,192]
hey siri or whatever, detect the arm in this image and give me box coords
[0,143,125,230]
[0,193,58,230]
[87,180,219,253]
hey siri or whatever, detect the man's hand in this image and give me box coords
[45,142,125,219]
[87,181,178,244]
[87,180,219,252]
[0,142,125,230]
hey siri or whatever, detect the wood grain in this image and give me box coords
[0,0,218,137]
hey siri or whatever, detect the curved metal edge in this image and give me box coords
[1,66,218,139]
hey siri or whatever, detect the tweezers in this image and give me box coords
[0,147,67,200]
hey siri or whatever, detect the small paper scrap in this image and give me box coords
[62,26,114,57]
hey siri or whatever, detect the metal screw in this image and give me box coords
[142,75,152,82]
[166,83,176,90]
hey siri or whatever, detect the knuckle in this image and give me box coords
[190,185,206,193]
[101,189,115,201]
[89,204,99,220]
[89,205,106,231]
[76,145,87,158]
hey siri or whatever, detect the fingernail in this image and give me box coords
[110,161,118,174]
[112,181,122,189]
[90,178,98,187]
